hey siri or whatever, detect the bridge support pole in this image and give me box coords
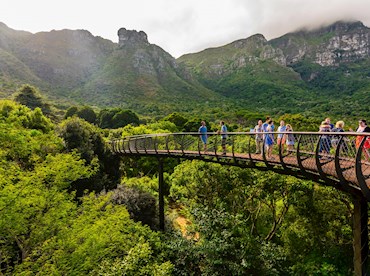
[353,197,368,275]
[158,159,165,231]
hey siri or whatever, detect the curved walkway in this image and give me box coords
[110,132,370,201]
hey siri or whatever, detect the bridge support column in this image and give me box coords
[353,197,368,275]
[158,159,165,231]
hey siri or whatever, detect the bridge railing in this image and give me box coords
[110,132,370,200]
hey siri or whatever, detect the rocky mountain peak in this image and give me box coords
[324,20,367,34]
[118,28,149,47]
[231,33,267,49]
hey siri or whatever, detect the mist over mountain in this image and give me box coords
[0,20,370,116]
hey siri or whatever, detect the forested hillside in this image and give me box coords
[179,21,370,117]
[1,21,370,117]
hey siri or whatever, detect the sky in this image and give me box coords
[1,0,370,58]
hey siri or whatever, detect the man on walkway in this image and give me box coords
[199,121,208,152]
[254,120,263,154]
[218,121,228,154]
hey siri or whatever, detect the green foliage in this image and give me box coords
[77,106,97,123]
[163,112,188,130]
[168,160,355,274]
[13,84,51,115]
[64,105,78,118]
[14,193,169,275]
[110,184,158,229]
[64,105,97,123]
[98,108,140,129]
[94,243,173,276]
[57,116,121,194]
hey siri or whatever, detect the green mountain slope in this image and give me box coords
[72,37,218,110]
[0,24,220,112]
[178,21,370,116]
[1,20,370,117]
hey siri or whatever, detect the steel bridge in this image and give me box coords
[110,131,370,275]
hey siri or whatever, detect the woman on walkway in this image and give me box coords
[319,121,331,158]
[285,124,295,153]
[265,120,275,159]
[355,119,370,161]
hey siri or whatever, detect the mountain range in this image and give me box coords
[0,20,370,116]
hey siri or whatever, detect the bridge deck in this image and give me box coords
[110,132,370,200]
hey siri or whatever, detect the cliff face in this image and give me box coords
[271,21,370,66]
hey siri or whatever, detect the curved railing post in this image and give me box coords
[116,140,121,154]
[128,138,133,154]
[180,134,185,155]
[214,133,218,157]
[356,136,370,200]
[198,134,201,156]
[232,135,236,162]
[154,136,158,154]
[278,133,287,170]
[247,134,253,162]
[296,134,306,173]
[120,139,125,154]
[334,136,354,194]
[315,134,331,182]
[143,136,148,154]
[165,135,170,155]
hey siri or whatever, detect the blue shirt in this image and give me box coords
[199,125,207,134]
[262,122,268,132]
[277,125,286,138]
[221,125,227,138]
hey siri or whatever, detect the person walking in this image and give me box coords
[277,120,286,147]
[254,120,263,154]
[218,121,228,155]
[199,121,208,152]
[325,117,334,130]
[332,121,345,148]
[285,124,295,152]
[355,119,370,161]
[319,121,331,158]
[265,120,275,159]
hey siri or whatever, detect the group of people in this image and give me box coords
[199,120,228,154]
[198,116,370,160]
[253,117,295,159]
[318,118,370,159]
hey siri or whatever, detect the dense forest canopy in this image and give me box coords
[0,85,363,274]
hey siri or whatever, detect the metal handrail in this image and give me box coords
[110,132,370,201]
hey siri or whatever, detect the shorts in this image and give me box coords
[221,137,226,146]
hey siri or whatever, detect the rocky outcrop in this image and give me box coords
[271,21,370,66]
[260,45,287,66]
[118,28,149,47]
[315,31,369,66]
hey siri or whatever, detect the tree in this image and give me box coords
[98,108,140,129]
[14,193,172,275]
[64,106,78,119]
[163,112,188,130]
[77,106,97,124]
[110,184,158,229]
[58,117,121,194]
[13,84,51,115]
